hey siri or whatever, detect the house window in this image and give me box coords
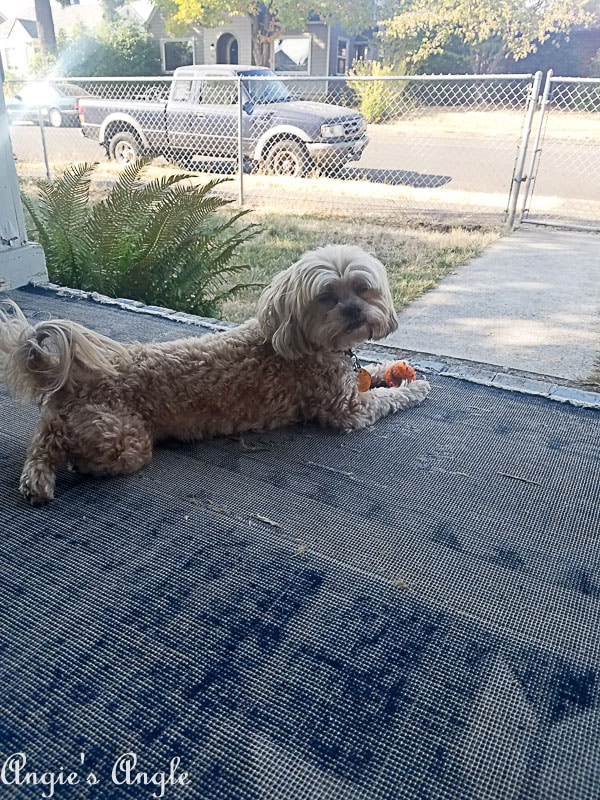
[161,39,194,73]
[353,42,369,62]
[336,38,348,74]
[4,47,20,71]
[25,42,37,67]
[273,36,311,74]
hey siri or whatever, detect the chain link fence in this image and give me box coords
[517,73,600,231]
[6,70,596,229]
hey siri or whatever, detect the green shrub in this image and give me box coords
[347,60,409,124]
[55,21,161,77]
[21,157,260,318]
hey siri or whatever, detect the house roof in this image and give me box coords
[18,16,37,37]
[0,2,104,41]
[0,16,37,41]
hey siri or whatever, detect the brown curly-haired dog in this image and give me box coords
[0,245,430,504]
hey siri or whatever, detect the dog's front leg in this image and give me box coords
[20,412,67,505]
[319,381,431,431]
[355,381,431,427]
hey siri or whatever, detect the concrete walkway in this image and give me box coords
[384,227,600,382]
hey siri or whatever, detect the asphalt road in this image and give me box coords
[8,122,597,202]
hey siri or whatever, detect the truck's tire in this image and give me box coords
[263,139,310,177]
[109,131,141,165]
[48,108,63,128]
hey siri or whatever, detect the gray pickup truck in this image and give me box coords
[78,65,368,177]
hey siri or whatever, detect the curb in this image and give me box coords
[357,346,600,410]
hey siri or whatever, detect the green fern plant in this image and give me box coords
[21,157,261,318]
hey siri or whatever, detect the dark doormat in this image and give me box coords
[1,286,598,799]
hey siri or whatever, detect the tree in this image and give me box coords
[34,0,58,61]
[33,0,135,70]
[56,21,161,76]
[156,0,383,67]
[380,0,597,74]
[101,0,127,23]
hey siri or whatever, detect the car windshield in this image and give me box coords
[19,84,56,104]
[242,74,293,104]
[58,84,90,97]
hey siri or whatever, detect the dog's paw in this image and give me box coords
[408,379,431,402]
[19,464,55,506]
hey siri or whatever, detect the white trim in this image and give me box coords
[160,38,195,74]
[335,37,348,75]
[0,76,48,290]
[0,244,47,291]
[254,124,312,159]
[272,34,312,76]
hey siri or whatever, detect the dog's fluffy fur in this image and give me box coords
[0,245,430,504]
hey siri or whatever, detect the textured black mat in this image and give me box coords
[1,286,598,800]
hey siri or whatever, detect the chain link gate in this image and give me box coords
[513,71,600,232]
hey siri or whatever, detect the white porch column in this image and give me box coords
[0,57,47,291]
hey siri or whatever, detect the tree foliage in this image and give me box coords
[381,0,597,74]
[34,0,131,66]
[22,158,261,318]
[55,21,162,76]
[156,0,382,66]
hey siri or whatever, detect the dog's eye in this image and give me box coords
[354,283,370,295]
[317,291,337,307]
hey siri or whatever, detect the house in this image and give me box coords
[143,9,371,77]
[0,0,372,78]
[0,61,47,289]
[504,26,600,77]
[0,0,105,77]
[0,15,39,76]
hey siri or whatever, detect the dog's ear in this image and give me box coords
[386,302,399,336]
[256,266,312,360]
[363,251,399,337]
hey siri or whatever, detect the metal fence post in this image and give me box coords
[237,76,244,206]
[37,108,51,181]
[505,70,543,229]
[519,69,553,223]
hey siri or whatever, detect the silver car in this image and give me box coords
[7,82,92,128]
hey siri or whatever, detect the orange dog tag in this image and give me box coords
[357,367,372,392]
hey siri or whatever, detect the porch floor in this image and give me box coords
[1,286,598,799]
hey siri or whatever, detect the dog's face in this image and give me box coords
[257,245,398,359]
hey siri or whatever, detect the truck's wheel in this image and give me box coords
[264,140,310,177]
[109,131,141,165]
[48,108,63,128]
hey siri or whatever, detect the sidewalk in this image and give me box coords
[384,227,600,383]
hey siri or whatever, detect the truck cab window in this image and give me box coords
[201,79,237,105]
[171,79,193,103]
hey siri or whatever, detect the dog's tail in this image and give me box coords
[0,300,131,404]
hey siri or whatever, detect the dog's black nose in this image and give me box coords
[342,304,363,321]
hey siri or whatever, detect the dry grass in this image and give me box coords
[19,165,499,324]
[381,108,600,141]
[221,209,498,321]
[589,360,600,387]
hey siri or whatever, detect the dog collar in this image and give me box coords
[345,349,371,392]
